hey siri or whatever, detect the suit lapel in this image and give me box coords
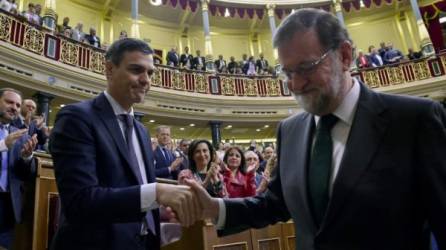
[93,93,143,184]
[323,84,389,229]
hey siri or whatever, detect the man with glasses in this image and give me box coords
[186,8,446,250]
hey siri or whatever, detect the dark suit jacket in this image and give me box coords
[154,146,175,180]
[11,118,47,147]
[166,51,179,67]
[214,59,226,72]
[0,125,36,230]
[49,93,160,250]
[179,54,193,68]
[192,56,206,71]
[221,83,446,250]
[255,58,268,72]
[84,34,101,48]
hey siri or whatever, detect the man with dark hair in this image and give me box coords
[0,88,37,249]
[192,50,205,71]
[50,38,200,250]
[187,8,446,250]
[179,46,193,69]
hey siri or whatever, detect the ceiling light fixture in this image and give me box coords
[180,127,185,131]
[264,125,269,128]
[149,120,155,123]
[150,0,162,6]
[189,123,195,127]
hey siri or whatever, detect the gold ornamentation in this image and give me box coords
[413,61,431,80]
[362,70,380,88]
[245,78,257,96]
[60,40,79,65]
[151,69,161,87]
[0,14,12,41]
[440,55,446,73]
[221,77,235,95]
[23,25,44,55]
[387,66,404,85]
[266,4,276,17]
[266,79,279,96]
[90,51,105,74]
[172,70,185,90]
[195,73,208,93]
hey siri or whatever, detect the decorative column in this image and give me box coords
[33,92,54,126]
[130,0,141,38]
[333,0,345,27]
[266,4,277,41]
[209,121,221,149]
[134,112,144,122]
[200,0,214,71]
[42,0,57,30]
[409,0,434,56]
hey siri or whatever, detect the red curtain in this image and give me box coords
[420,0,446,52]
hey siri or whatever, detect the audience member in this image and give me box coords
[153,125,184,180]
[368,45,383,67]
[244,56,256,76]
[180,46,193,69]
[222,146,256,198]
[166,47,179,67]
[192,50,205,71]
[244,151,262,188]
[408,48,422,60]
[84,27,101,48]
[178,139,226,198]
[0,88,37,250]
[227,56,237,74]
[256,53,269,74]
[355,50,369,69]
[384,43,403,64]
[119,30,127,39]
[71,22,84,42]
[214,55,226,73]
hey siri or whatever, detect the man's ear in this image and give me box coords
[339,41,353,72]
[105,61,113,80]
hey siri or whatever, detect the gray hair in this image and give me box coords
[273,8,352,52]
[155,125,170,134]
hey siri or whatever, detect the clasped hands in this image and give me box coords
[156,180,219,227]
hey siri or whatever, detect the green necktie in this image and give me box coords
[308,114,338,227]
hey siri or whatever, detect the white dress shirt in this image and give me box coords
[216,79,361,228]
[104,91,158,212]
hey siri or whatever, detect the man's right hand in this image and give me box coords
[156,183,201,227]
[5,129,27,149]
[184,179,220,221]
[169,157,183,172]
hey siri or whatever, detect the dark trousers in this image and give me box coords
[0,192,14,249]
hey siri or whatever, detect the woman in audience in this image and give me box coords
[178,139,226,197]
[71,22,84,42]
[222,146,256,198]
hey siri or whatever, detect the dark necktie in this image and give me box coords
[308,114,338,227]
[0,124,8,192]
[118,114,156,235]
[162,147,171,163]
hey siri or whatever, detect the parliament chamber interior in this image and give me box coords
[0,0,445,249]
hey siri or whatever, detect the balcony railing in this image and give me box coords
[1,9,445,98]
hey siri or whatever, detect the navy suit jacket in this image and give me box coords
[221,83,446,250]
[11,118,47,147]
[49,93,160,250]
[0,125,36,228]
[166,51,179,67]
[154,146,175,180]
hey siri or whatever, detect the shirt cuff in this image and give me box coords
[0,140,6,152]
[22,152,33,163]
[141,183,159,212]
[215,198,226,229]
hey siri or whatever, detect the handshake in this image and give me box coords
[156,179,219,227]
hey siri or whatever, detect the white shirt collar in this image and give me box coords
[315,78,360,126]
[103,91,134,117]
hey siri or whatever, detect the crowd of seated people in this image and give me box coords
[355,42,424,69]
[166,46,274,76]
[172,138,276,198]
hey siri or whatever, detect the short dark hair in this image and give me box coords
[105,38,153,66]
[0,88,23,99]
[273,8,351,52]
[188,139,215,173]
[223,146,247,175]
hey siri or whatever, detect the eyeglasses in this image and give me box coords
[280,49,332,80]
